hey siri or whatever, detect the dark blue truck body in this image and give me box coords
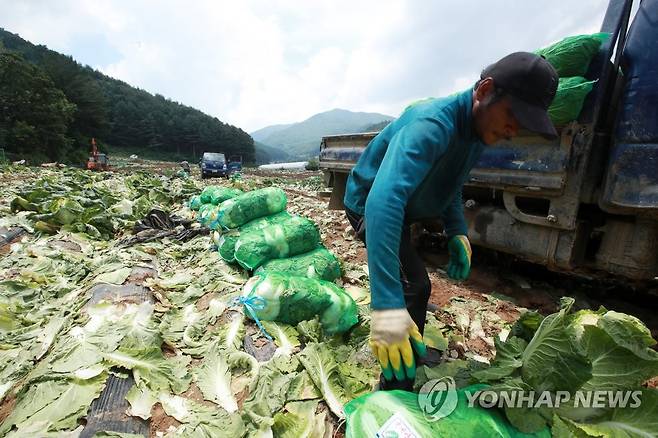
[228,155,243,174]
[319,0,658,280]
[200,152,228,179]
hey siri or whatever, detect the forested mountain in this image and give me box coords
[252,108,393,160]
[0,28,255,164]
[250,123,293,143]
[254,141,291,164]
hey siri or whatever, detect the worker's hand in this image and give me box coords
[369,308,427,381]
[447,235,472,281]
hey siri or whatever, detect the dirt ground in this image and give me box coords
[149,403,180,437]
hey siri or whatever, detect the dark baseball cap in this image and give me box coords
[481,52,559,140]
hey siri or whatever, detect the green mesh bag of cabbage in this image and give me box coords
[345,388,550,438]
[234,215,321,270]
[255,246,342,282]
[548,77,596,125]
[199,185,243,205]
[241,271,358,335]
[211,187,242,205]
[199,185,220,204]
[535,32,609,77]
[217,211,291,263]
[188,195,203,211]
[198,203,221,228]
[197,203,214,223]
[215,187,287,230]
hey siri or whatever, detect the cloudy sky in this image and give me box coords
[1,0,609,132]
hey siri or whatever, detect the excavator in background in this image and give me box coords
[86,138,109,171]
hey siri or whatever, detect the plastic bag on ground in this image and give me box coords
[133,208,185,232]
[535,32,609,77]
[548,77,596,125]
[234,215,321,270]
[215,187,287,230]
[242,271,358,335]
[345,387,550,438]
[255,246,342,282]
[217,211,291,263]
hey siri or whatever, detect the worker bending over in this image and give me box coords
[344,52,559,391]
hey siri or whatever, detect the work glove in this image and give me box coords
[369,308,427,381]
[447,235,472,281]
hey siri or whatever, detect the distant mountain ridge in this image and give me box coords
[254,141,290,164]
[252,108,394,160]
[250,123,293,143]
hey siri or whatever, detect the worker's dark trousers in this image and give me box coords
[345,208,431,392]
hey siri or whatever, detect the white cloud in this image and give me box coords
[0,0,609,131]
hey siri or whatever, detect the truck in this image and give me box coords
[199,152,229,179]
[319,0,658,281]
[228,154,243,174]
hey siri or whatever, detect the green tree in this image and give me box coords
[0,52,75,163]
[42,54,109,137]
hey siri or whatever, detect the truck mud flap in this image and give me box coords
[327,172,347,210]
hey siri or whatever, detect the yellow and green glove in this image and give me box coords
[447,235,472,281]
[369,308,427,381]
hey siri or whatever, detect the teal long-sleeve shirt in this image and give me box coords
[343,88,485,310]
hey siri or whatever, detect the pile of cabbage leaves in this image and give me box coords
[1,166,656,437]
